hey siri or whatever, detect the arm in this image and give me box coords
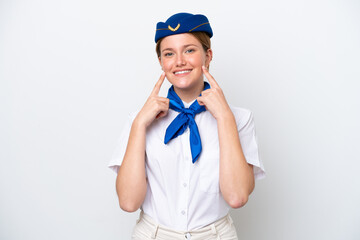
[197,66,255,208]
[116,73,169,212]
[116,120,147,212]
[216,112,255,208]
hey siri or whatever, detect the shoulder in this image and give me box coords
[229,105,252,116]
[229,105,254,130]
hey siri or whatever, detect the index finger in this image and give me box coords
[151,72,166,96]
[202,66,220,88]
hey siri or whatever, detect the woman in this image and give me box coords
[109,12,265,240]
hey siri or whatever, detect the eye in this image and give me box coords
[185,49,195,53]
[164,52,173,57]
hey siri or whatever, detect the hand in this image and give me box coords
[197,66,233,120]
[134,72,169,128]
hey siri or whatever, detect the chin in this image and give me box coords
[169,80,196,91]
[166,75,203,90]
[174,79,193,88]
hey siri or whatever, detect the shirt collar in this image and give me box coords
[182,99,196,108]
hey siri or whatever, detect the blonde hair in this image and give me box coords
[156,32,211,58]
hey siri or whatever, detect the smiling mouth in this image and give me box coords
[174,70,192,75]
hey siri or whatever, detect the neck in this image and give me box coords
[173,81,205,103]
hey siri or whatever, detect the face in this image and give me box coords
[158,33,212,91]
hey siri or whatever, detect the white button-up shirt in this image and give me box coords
[108,101,265,231]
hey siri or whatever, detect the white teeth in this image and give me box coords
[175,70,191,75]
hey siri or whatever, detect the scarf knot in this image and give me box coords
[182,108,195,117]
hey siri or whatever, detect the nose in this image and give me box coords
[176,53,186,66]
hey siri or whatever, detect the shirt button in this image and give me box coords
[181,210,186,215]
[183,183,187,187]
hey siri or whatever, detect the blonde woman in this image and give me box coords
[109,12,265,240]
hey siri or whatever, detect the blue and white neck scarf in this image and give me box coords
[164,82,210,163]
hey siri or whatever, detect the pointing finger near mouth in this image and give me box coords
[202,66,219,88]
[151,72,166,96]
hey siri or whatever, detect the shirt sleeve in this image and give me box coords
[234,107,266,180]
[107,113,134,174]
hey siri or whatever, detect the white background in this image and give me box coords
[1,0,359,239]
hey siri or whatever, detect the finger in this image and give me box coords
[197,96,205,106]
[200,89,210,96]
[202,66,220,88]
[156,99,169,112]
[151,72,166,96]
[198,98,208,110]
[157,97,170,103]
[156,110,168,119]
[155,102,169,119]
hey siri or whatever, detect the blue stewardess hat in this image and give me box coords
[155,13,213,43]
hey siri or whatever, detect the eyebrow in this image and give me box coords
[161,44,199,53]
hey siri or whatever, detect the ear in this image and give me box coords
[205,49,213,69]
[158,57,163,69]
